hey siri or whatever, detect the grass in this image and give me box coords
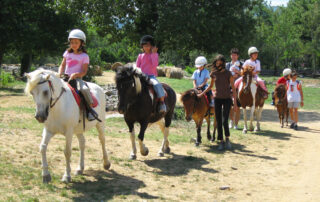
[157,76,193,94]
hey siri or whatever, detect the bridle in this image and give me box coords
[37,79,66,108]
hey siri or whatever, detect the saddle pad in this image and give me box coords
[203,94,209,106]
[67,83,98,108]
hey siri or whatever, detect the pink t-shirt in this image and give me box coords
[136,53,159,76]
[63,51,89,76]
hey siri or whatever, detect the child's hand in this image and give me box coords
[152,46,158,53]
[68,73,77,81]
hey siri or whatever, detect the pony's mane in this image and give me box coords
[180,89,198,102]
[275,84,286,97]
[115,64,150,85]
[241,65,254,76]
[25,69,60,95]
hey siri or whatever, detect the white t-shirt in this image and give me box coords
[243,59,261,73]
[287,80,302,102]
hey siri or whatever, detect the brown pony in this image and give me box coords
[238,66,267,133]
[181,89,217,146]
[274,84,289,128]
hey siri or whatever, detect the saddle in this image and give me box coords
[66,83,99,108]
[148,86,168,113]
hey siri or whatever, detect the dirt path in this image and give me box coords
[1,76,320,201]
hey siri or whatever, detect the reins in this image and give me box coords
[37,80,66,108]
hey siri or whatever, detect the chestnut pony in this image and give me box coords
[181,89,217,146]
[274,84,289,128]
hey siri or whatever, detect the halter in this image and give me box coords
[37,79,66,108]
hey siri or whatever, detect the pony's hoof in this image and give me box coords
[254,127,260,132]
[195,142,201,147]
[210,137,215,143]
[141,148,149,156]
[75,169,83,176]
[281,125,284,128]
[164,147,170,154]
[207,135,212,141]
[61,175,71,183]
[243,129,247,134]
[249,127,254,131]
[42,174,51,184]
[104,161,111,170]
[129,154,137,160]
[158,152,164,157]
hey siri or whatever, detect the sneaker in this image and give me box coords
[87,112,96,121]
[209,100,215,107]
[229,120,233,129]
[294,124,298,130]
[225,139,232,150]
[290,122,295,129]
[217,141,224,151]
[159,103,167,113]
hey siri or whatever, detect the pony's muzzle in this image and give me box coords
[35,106,49,123]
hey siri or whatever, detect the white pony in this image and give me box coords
[25,69,110,183]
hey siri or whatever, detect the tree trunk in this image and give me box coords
[0,49,3,77]
[20,53,32,77]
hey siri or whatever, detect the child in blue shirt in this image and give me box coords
[192,56,214,107]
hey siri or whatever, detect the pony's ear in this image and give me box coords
[45,74,50,80]
[24,73,31,80]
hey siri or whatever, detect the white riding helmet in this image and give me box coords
[195,56,208,68]
[68,29,86,43]
[248,47,259,56]
[283,68,292,76]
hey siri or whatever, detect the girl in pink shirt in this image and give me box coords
[136,35,166,113]
[58,29,98,121]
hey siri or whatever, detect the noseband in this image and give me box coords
[37,80,66,108]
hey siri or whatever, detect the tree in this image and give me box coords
[0,0,82,76]
[83,0,263,59]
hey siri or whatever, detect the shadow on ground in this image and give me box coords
[70,170,158,201]
[143,153,218,176]
[204,142,278,161]
[256,108,320,123]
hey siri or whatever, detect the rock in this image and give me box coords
[219,185,230,190]
[111,62,124,71]
[102,83,119,112]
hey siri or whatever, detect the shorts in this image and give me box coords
[288,102,300,108]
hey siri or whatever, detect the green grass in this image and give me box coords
[158,77,193,94]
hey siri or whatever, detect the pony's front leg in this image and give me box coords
[126,122,137,160]
[62,130,73,183]
[138,122,149,156]
[243,108,248,134]
[157,119,170,157]
[195,119,203,146]
[205,115,211,141]
[249,106,255,131]
[40,128,53,183]
[255,107,263,132]
[96,122,111,169]
[75,134,85,175]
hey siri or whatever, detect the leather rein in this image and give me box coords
[37,80,66,108]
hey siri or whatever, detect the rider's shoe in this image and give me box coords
[159,102,167,114]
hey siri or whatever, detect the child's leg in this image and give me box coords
[289,107,294,122]
[149,76,166,112]
[294,108,298,124]
[77,79,93,106]
[234,77,242,89]
[256,77,268,92]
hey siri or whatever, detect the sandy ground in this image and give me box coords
[1,75,320,201]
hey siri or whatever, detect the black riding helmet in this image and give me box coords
[140,35,155,46]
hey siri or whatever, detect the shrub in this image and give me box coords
[0,71,15,86]
[173,106,185,120]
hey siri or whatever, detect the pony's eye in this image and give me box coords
[43,90,48,97]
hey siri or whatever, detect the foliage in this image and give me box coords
[0,72,15,87]
[185,66,196,75]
